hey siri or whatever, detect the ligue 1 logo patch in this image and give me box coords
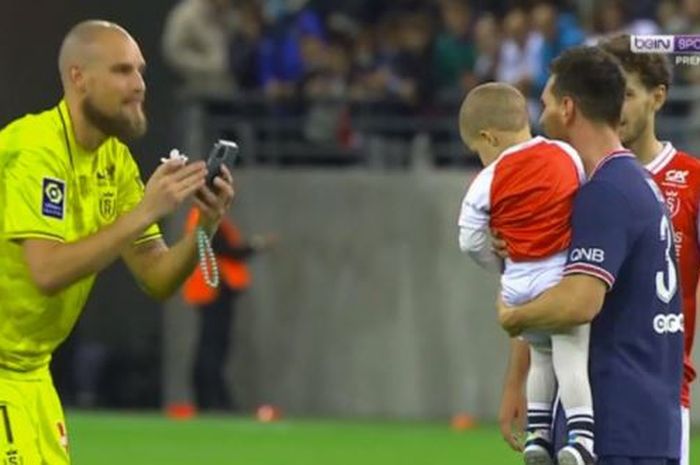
[42,177,65,219]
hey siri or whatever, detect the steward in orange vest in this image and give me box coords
[183,208,252,305]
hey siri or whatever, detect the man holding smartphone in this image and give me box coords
[0,20,234,464]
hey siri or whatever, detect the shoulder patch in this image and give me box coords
[42,177,65,219]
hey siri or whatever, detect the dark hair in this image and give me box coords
[598,34,672,90]
[549,46,625,126]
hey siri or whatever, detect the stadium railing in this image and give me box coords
[175,85,700,169]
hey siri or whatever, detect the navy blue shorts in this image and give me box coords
[551,402,679,465]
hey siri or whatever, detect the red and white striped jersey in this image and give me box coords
[459,136,585,267]
[646,142,700,408]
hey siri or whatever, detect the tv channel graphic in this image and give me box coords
[675,55,700,66]
[631,34,700,54]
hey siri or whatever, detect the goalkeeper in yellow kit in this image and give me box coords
[0,20,234,464]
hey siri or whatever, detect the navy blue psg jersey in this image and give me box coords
[563,151,683,458]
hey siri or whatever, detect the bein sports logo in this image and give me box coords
[631,35,700,54]
[653,313,684,334]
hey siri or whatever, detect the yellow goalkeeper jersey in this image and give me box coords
[0,100,161,372]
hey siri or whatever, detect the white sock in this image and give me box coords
[551,326,595,454]
[526,345,556,444]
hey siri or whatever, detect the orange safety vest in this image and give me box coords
[183,208,252,305]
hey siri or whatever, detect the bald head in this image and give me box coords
[57,20,148,145]
[459,83,529,141]
[58,20,135,86]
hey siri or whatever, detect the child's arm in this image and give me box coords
[458,171,503,273]
[459,219,503,272]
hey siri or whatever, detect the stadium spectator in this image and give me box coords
[496,8,543,120]
[301,36,354,144]
[379,0,436,18]
[627,0,664,21]
[390,12,435,109]
[531,2,584,96]
[499,46,683,465]
[587,0,659,43]
[229,0,265,92]
[351,13,434,111]
[348,19,399,104]
[657,0,687,33]
[347,26,376,100]
[433,0,477,97]
[310,0,385,28]
[262,0,287,23]
[0,20,234,463]
[473,14,502,84]
[298,33,331,92]
[349,12,433,112]
[679,0,700,32]
[162,0,238,94]
[258,0,324,100]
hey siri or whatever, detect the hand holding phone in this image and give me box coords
[205,139,238,189]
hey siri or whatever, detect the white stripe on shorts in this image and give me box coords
[682,406,689,465]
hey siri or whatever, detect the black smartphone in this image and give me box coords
[205,139,238,189]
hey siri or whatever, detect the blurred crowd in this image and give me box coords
[162,0,700,104]
[161,0,700,159]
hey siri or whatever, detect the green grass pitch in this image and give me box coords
[67,411,700,465]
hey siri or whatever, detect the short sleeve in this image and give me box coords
[117,150,161,245]
[1,149,69,242]
[563,181,628,289]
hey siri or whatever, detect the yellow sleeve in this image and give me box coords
[117,149,162,245]
[1,148,69,242]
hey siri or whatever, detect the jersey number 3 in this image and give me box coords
[656,215,678,303]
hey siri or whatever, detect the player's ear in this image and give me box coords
[70,65,88,93]
[651,84,667,112]
[561,96,575,125]
[479,129,497,147]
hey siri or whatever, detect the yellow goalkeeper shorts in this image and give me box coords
[0,366,69,465]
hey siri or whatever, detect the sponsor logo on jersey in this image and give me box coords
[569,247,605,263]
[653,313,684,334]
[41,177,65,219]
[96,164,116,186]
[664,190,681,217]
[665,169,689,185]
